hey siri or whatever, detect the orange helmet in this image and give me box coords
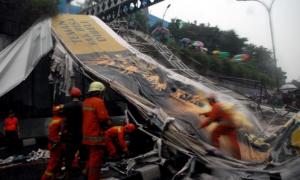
[70,87,81,97]
[124,123,136,133]
[52,105,64,115]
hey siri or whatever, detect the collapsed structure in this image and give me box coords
[1,14,300,179]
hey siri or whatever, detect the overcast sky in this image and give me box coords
[149,0,300,82]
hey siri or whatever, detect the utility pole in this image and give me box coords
[237,0,279,89]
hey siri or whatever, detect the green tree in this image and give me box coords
[291,80,300,88]
[0,0,58,36]
[139,16,287,87]
[168,19,247,54]
[244,44,286,86]
[129,11,149,33]
[218,30,247,55]
[23,0,58,24]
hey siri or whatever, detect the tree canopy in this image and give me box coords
[168,19,248,54]
[0,0,58,36]
[166,18,286,87]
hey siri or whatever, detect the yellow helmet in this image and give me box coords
[88,81,105,92]
[52,104,64,115]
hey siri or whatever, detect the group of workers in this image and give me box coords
[3,81,243,179]
[42,81,136,180]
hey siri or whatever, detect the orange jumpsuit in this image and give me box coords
[82,96,110,180]
[4,116,20,155]
[42,116,64,180]
[4,116,18,132]
[201,102,241,159]
[105,126,128,157]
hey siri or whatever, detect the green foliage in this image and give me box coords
[0,0,58,33]
[168,19,247,54]
[166,18,286,87]
[244,44,287,85]
[25,0,58,21]
[218,30,247,55]
[6,0,59,29]
[129,11,149,33]
[172,46,281,87]
[292,80,300,88]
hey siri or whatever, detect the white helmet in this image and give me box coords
[88,81,105,92]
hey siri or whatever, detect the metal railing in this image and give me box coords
[131,30,205,80]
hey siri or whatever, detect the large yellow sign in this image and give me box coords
[52,14,126,55]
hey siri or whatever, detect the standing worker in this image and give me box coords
[63,87,83,179]
[105,123,136,158]
[4,110,20,155]
[42,105,65,180]
[82,81,111,180]
[199,95,241,159]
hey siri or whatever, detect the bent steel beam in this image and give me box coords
[80,0,165,22]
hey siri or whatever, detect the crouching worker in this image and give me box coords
[199,95,241,159]
[105,123,136,158]
[42,105,65,180]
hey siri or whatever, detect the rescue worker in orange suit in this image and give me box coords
[199,95,241,159]
[41,105,65,180]
[63,87,83,179]
[82,81,111,180]
[105,123,136,158]
[4,110,20,155]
